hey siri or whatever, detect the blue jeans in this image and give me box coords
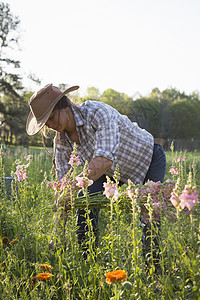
[142,144,166,271]
[77,144,166,257]
[143,144,166,184]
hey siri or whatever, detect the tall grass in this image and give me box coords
[0,145,200,299]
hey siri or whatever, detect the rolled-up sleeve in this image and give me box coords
[91,107,119,161]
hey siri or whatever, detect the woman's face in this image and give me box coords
[45,109,65,132]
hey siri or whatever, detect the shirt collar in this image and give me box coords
[71,105,85,127]
[60,104,85,141]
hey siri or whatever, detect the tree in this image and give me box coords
[100,88,133,116]
[0,2,23,95]
[0,2,25,144]
[131,98,161,137]
[167,99,200,139]
[79,86,100,103]
[86,87,100,100]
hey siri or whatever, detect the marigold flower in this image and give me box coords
[9,237,19,245]
[1,237,9,245]
[105,270,127,284]
[36,272,54,281]
[39,264,53,270]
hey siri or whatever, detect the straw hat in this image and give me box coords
[26,83,79,135]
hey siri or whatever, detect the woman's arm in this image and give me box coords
[87,156,112,181]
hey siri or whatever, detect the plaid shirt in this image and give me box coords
[54,101,154,184]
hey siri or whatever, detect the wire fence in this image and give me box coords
[164,139,200,152]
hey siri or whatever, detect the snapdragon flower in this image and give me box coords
[103,182,120,201]
[126,179,175,222]
[169,167,179,176]
[179,185,199,211]
[170,182,199,213]
[174,155,187,163]
[68,154,81,168]
[75,176,93,188]
[15,164,29,182]
[24,154,33,161]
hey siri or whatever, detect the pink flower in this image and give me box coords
[113,190,120,201]
[52,181,62,191]
[179,185,199,211]
[174,155,187,163]
[15,164,28,182]
[170,192,179,207]
[75,176,93,188]
[145,180,161,193]
[68,154,81,168]
[165,179,173,184]
[126,187,135,199]
[46,180,61,191]
[24,154,33,161]
[46,181,53,188]
[60,175,70,190]
[169,167,179,176]
[103,182,120,200]
[170,184,199,212]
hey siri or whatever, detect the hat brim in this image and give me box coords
[26,85,79,136]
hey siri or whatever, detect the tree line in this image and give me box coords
[80,87,200,148]
[0,2,200,150]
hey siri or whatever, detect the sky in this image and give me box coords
[3,0,200,97]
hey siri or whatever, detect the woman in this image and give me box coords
[26,83,166,260]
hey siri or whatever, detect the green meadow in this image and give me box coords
[0,145,200,300]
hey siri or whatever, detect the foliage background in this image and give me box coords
[0,3,200,151]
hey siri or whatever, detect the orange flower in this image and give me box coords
[105,270,127,284]
[36,272,54,281]
[9,237,19,245]
[1,237,9,245]
[39,264,53,270]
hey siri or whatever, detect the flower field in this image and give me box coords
[0,145,200,299]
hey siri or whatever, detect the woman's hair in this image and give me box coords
[42,95,73,138]
[52,95,72,111]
